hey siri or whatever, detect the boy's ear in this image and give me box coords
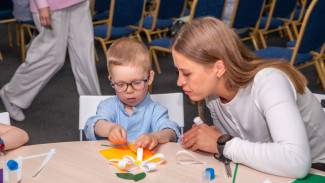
[148,70,155,85]
[108,75,111,81]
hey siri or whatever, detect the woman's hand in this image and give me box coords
[39,7,52,28]
[134,134,158,150]
[107,124,127,144]
[181,124,222,153]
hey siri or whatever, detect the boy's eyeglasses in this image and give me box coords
[111,75,149,93]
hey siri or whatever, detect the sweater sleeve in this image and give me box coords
[224,69,311,178]
[33,0,49,10]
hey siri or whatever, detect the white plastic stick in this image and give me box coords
[16,156,23,182]
[32,149,56,177]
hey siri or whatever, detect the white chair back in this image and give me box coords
[0,112,11,125]
[79,93,184,141]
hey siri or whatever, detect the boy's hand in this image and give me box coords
[107,124,127,144]
[134,134,158,150]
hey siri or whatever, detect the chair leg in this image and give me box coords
[151,49,162,74]
[7,23,13,47]
[99,40,107,57]
[94,47,99,62]
[16,22,20,46]
[144,30,152,42]
[0,51,3,61]
[285,24,294,41]
[20,25,26,62]
[251,34,259,50]
[258,31,267,48]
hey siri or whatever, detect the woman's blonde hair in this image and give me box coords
[171,17,307,121]
[107,37,151,73]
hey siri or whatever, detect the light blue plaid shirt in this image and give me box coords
[84,93,180,141]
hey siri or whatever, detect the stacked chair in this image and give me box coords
[255,0,325,90]
[148,0,227,74]
[93,0,146,56]
[0,1,18,61]
[257,0,297,48]
[228,0,265,50]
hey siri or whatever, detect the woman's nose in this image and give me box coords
[177,75,185,87]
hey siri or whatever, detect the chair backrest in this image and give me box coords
[0,1,13,10]
[111,0,146,27]
[189,0,226,21]
[0,112,11,125]
[313,93,325,112]
[260,0,297,31]
[291,0,325,64]
[229,0,265,29]
[157,0,186,19]
[272,0,298,18]
[79,93,184,141]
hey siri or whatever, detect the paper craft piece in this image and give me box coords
[292,174,325,183]
[116,172,146,182]
[176,150,206,165]
[99,144,165,172]
[137,148,143,162]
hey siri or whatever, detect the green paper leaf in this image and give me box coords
[116,173,135,180]
[292,174,325,183]
[134,172,146,182]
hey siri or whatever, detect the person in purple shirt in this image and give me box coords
[84,38,180,150]
[0,0,101,121]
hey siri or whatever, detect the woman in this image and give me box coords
[172,17,325,178]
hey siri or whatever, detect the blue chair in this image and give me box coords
[290,0,313,38]
[149,0,226,74]
[134,0,186,42]
[93,0,146,57]
[255,0,325,90]
[228,0,265,50]
[91,0,110,25]
[0,0,17,49]
[257,0,297,48]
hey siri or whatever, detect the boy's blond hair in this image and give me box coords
[106,37,151,73]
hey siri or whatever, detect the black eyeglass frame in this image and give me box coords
[110,74,150,93]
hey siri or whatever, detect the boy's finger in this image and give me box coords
[120,128,127,142]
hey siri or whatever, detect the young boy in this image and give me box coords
[84,38,180,150]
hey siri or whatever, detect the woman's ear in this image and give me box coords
[214,60,226,78]
[148,70,155,85]
[108,75,111,81]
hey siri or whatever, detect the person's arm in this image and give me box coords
[84,98,120,141]
[33,0,51,27]
[225,69,311,178]
[0,124,29,150]
[94,120,127,144]
[181,123,222,153]
[134,103,180,150]
[134,128,176,150]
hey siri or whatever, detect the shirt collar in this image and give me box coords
[117,93,151,115]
